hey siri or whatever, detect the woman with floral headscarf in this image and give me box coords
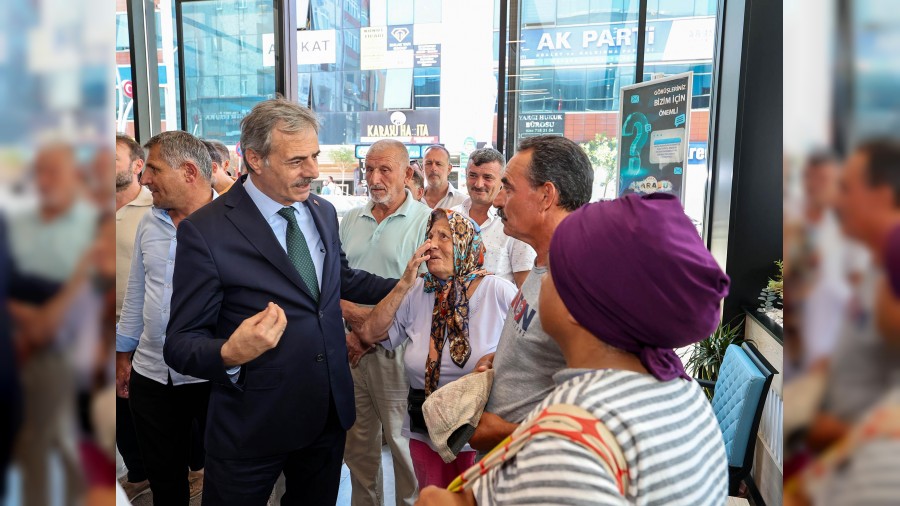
[354,208,517,489]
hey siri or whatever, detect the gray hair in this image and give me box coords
[468,147,505,170]
[517,135,593,212]
[240,98,319,169]
[424,144,450,162]
[144,131,212,181]
[367,139,409,168]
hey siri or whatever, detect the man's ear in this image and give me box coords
[540,182,559,212]
[132,159,144,175]
[181,161,200,183]
[404,165,413,184]
[245,149,264,175]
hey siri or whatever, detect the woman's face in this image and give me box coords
[426,217,455,280]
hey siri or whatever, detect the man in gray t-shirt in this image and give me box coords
[468,135,594,452]
[484,264,565,423]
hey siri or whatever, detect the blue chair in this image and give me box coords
[696,342,776,496]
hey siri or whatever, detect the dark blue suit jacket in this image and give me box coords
[163,178,395,459]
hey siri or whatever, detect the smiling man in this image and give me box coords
[163,99,398,505]
[451,148,536,289]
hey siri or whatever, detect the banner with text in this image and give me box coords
[359,110,440,144]
[616,72,693,200]
[517,113,565,141]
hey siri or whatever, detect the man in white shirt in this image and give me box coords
[452,148,535,289]
[115,131,215,506]
[422,145,466,209]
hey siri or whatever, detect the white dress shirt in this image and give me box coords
[243,175,325,287]
[428,182,468,210]
[116,203,211,385]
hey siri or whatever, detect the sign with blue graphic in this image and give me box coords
[616,72,693,200]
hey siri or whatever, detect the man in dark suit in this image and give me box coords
[164,98,397,505]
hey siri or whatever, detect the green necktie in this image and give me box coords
[277,207,320,302]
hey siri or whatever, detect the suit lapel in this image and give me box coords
[224,179,316,303]
[304,195,333,297]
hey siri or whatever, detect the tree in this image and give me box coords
[580,133,618,201]
[330,146,356,191]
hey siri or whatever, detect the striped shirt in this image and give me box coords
[474,368,728,506]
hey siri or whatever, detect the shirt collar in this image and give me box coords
[127,186,154,207]
[151,187,219,225]
[361,188,417,220]
[244,174,301,219]
[458,197,499,222]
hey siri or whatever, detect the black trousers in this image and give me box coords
[129,370,210,506]
[116,394,147,483]
[0,378,21,499]
[202,395,346,506]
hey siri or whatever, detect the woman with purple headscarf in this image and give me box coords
[417,193,731,506]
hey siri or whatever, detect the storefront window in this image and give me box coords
[181,0,276,144]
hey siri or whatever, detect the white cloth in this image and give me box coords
[385,275,517,451]
[452,198,536,284]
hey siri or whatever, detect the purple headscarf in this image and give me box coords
[549,193,729,382]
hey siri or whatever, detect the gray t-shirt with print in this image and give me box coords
[485,265,567,423]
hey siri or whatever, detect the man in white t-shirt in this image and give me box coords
[452,148,535,289]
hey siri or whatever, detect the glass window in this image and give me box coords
[414,67,440,108]
[414,0,441,24]
[643,0,719,231]
[312,71,339,112]
[522,0,557,26]
[311,0,339,29]
[646,0,698,20]
[181,0,276,144]
[383,68,413,109]
[387,0,414,25]
[116,13,130,52]
[557,0,589,25]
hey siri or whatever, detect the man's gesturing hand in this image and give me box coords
[221,302,287,367]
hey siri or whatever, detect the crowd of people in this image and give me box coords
[783,140,900,506]
[0,142,122,504]
[104,98,738,505]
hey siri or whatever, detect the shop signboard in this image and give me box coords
[519,17,715,67]
[616,71,693,200]
[361,24,441,70]
[355,144,427,160]
[517,113,565,141]
[359,110,439,144]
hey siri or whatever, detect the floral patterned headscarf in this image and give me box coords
[421,209,489,395]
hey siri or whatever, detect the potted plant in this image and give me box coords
[682,318,744,399]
